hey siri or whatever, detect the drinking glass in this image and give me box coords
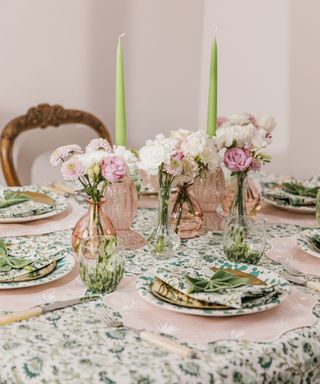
[77,235,125,293]
[223,216,266,265]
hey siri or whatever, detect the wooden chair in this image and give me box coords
[0,103,112,186]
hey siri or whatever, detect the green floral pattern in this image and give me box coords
[0,208,320,383]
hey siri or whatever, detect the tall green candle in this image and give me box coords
[207,36,217,137]
[115,33,126,146]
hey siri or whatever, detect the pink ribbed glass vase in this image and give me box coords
[103,179,145,250]
[193,168,226,232]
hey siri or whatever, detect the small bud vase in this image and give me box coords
[103,179,145,250]
[170,182,202,239]
[147,184,180,259]
[193,168,225,232]
[222,175,261,217]
[72,199,116,253]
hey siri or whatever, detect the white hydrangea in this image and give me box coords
[138,135,177,175]
[256,114,277,132]
[169,128,191,140]
[216,124,256,149]
[181,130,207,157]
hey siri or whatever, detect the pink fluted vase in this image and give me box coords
[193,168,226,232]
[104,179,145,250]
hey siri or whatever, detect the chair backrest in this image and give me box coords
[0,103,112,186]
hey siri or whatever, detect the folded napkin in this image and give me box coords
[0,190,55,219]
[155,268,284,309]
[263,188,316,207]
[0,191,30,209]
[0,240,69,282]
[185,269,250,293]
[306,230,320,251]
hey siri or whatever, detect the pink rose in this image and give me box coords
[101,155,126,182]
[224,148,252,172]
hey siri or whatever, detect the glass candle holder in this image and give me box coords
[77,235,125,294]
[223,216,266,265]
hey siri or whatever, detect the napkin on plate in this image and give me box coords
[282,182,319,198]
[155,268,284,309]
[263,188,316,207]
[0,190,55,219]
[0,191,30,209]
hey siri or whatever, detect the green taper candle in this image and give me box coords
[207,36,217,137]
[115,33,126,146]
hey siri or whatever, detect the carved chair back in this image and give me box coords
[0,104,112,186]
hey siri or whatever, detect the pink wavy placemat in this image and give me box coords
[0,273,317,344]
[259,202,317,227]
[0,199,85,237]
[267,236,320,277]
[104,277,317,344]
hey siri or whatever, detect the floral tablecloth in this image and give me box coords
[1,208,320,383]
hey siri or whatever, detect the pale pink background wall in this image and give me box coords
[0,0,319,185]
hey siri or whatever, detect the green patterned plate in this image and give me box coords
[263,197,315,214]
[296,229,320,259]
[0,253,75,289]
[0,186,69,223]
[137,259,290,317]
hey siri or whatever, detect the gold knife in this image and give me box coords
[284,273,320,292]
[0,296,99,325]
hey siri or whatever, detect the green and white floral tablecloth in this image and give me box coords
[0,208,320,384]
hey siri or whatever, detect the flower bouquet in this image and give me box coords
[216,113,276,264]
[216,113,276,220]
[168,129,220,238]
[50,138,129,291]
[138,132,215,256]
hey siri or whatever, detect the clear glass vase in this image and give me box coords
[229,172,248,222]
[193,167,225,232]
[170,182,202,239]
[77,235,125,293]
[147,185,180,258]
[223,215,266,265]
[71,199,116,252]
[222,175,261,218]
[104,179,145,250]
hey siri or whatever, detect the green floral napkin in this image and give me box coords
[0,191,30,209]
[0,190,55,219]
[262,188,316,207]
[185,270,250,293]
[0,240,69,282]
[156,268,284,309]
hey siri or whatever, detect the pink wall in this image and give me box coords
[0,0,319,184]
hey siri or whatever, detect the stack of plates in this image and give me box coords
[137,259,290,317]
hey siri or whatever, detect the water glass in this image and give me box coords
[77,235,125,293]
[223,216,266,265]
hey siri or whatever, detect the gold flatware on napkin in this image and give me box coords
[0,296,99,325]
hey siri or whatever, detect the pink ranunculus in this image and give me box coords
[172,150,184,161]
[101,155,126,182]
[223,148,252,172]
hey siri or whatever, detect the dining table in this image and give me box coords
[0,187,320,384]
